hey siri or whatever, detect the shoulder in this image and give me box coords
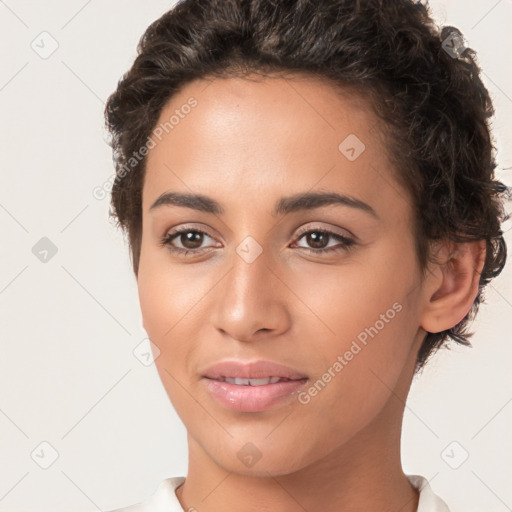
[407,474,451,512]
[105,476,186,512]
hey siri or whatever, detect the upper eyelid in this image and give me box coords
[167,224,216,240]
[294,224,354,240]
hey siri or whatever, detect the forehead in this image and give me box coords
[142,73,409,218]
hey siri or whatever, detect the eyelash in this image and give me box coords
[159,226,355,257]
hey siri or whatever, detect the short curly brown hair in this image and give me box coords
[104,0,508,372]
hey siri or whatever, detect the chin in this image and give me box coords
[201,435,317,478]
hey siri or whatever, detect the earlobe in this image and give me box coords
[420,239,486,334]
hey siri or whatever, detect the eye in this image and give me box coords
[159,227,220,256]
[291,227,355,254]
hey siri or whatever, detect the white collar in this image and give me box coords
[108,474,450,512]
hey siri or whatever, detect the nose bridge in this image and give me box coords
[212,238,289,339]
[231,237,275,296]
[228,239,278,308]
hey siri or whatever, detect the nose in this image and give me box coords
[211,248,291,343]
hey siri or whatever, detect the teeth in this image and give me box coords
[222,376,284,385]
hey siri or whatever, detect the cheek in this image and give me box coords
[289,247,415,349]
[137,246,207,339]
[289,248,419,418]
[137,261,200,415]
[137,249,209,384]
[292,305,417,451]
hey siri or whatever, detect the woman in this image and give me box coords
[103,0,508,510]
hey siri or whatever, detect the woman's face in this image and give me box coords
[137,74,430,475]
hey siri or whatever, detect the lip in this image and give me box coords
[201,360,308,380]
[201,360,308,412]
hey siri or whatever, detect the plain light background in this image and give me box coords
[0,1,510,511]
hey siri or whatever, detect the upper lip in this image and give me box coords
[202,360,308,380]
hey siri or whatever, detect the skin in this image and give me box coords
[136,73,485,512]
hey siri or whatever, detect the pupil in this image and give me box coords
[182,231,203,249]
[308,232,327,249]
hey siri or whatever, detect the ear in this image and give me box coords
[420,239,486,333]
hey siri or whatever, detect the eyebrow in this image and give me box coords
[149,190,378,218]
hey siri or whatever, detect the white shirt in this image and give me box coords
[107,474,450,512]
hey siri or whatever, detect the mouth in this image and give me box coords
[201,360,309,412]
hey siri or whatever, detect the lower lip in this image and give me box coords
[203,378,308,412]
